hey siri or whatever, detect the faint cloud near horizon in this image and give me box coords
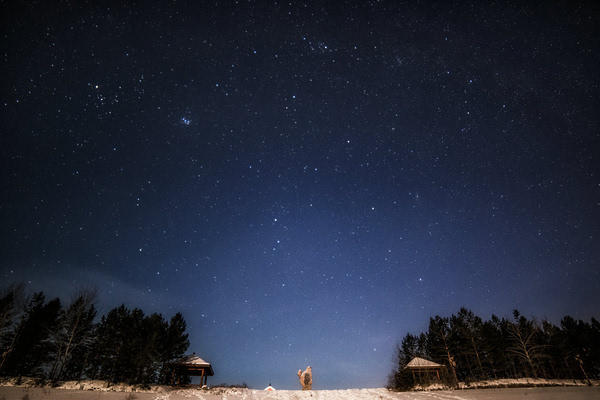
[2,264,182,317]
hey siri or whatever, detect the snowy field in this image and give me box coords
[1,386,600,400]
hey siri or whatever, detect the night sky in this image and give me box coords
[1,0,599,390]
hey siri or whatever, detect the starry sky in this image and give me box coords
[1,0,599,390]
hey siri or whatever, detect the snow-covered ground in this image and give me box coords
[172,386,599,400]
[2,386,600,399]
[1,379,599,400]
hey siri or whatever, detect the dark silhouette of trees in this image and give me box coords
[0,284,190,385]
[450,308,487,380]
[49,288,98,381]
[160,312,190,383]
[425,316,458,387]
[388,333,420,390]
[389,308,600,390]
[87,305,143,383]
[481,315,510,379]
[560,315,600,383]
[0,282,28,373]
[86,305,189,384]
[505,310,545,379]
[1,293,61,377]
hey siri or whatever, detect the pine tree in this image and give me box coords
[450,308,487,380]
[426,316,458,387]
[389,333,419,390]
[0,283,28,374]
[1,293,61,377]
[481,315,510,379]
[49,288,98,381]
[89,305,191,384]
[158,312,189,383]
[87,304,132,382]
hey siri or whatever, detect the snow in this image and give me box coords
[1,379,599,400]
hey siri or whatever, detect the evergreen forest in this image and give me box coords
[0,283,189,385]
[389,307,600,390]
[4,283,598,390]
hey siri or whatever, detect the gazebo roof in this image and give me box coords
[406,357,443,369]
[169,353,214,376]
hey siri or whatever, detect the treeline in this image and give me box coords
[389,307,600,390]
[0,283,189,385]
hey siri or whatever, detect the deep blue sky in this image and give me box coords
[1,0,599,390]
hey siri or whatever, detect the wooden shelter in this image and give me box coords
[405,357,443,384]
[168,353,214,387]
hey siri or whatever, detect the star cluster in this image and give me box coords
[1,0,599,389]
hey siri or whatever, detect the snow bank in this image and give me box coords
[0,376,169,393]
[2,378,598,400]
[458,378,595,389]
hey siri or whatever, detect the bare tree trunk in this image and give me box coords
[575,356,591,385]
[507,323,542,379]
[440,328,458,388]
[50,288,97,381]
[0,315,25,372]
[471,337,486,379]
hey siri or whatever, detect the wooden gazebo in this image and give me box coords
[405,357,443,384]
[168,353,214,387]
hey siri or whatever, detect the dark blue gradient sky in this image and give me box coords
[1,0,599,390]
